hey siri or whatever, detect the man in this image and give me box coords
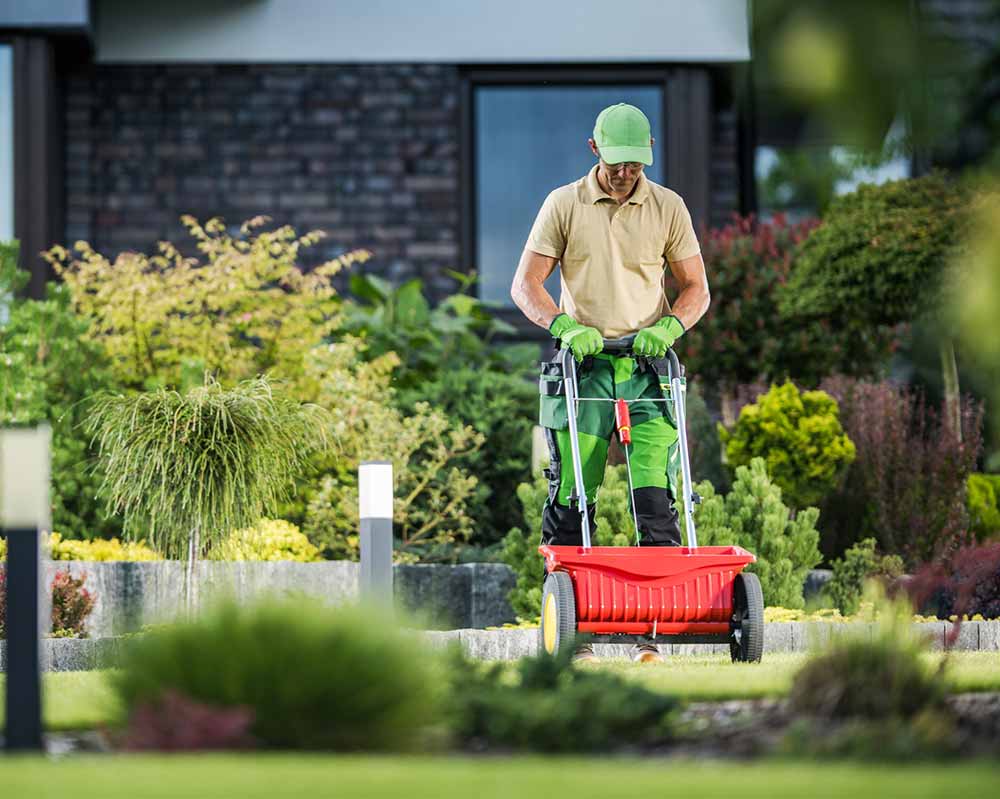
[510,103,711,663]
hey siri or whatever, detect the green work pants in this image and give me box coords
[538,352,682,547]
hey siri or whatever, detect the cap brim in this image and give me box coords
[600,145,653,166]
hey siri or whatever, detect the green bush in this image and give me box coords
[694,457,822,608]
[686,381,728,492]
[968,473,1000,542]
[501,468,632,620]
[113,599,443,750]
[823,538,905,615]
[211,519,321,562]
[719,381,856,509]
[446,647,678,752]
[0,241,123,540]
[399,368,536,548]
[789,587,947,723]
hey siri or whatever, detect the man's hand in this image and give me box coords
[549,313,603,362]
[633,315,685,358]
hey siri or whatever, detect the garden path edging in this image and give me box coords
[6,620,996,671]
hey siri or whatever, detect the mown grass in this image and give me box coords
[1,755,999,798]
[1,651,996,731]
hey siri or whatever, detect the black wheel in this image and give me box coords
[540,571,577,656]
[730,571,764,663]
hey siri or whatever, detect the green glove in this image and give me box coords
[633,315,685,358]
[549,313,603,362]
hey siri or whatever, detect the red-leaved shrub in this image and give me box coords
[50,570,96,637]
[818,377,982,566]
[121,689,256,751]
[906,543,1000,620]
[0,567,97,638]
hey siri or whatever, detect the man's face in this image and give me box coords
[599,157,644,194]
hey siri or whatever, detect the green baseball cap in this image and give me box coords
[593,103,653,165]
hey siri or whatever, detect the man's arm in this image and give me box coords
[511,248,562,330]
[665,252,710,331]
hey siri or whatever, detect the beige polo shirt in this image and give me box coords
[525,165,701,339]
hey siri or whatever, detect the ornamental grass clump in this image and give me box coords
[114,599,443,750]
[85,375,331,606]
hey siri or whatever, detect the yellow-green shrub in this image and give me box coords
[0,532,160,562]
[212,519,321,562]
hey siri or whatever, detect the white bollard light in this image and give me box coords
[358,460,393,607]
[0,425,51,751]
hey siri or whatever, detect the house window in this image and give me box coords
[475,85,664,307]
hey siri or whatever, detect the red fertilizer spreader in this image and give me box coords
[538,339,764,662]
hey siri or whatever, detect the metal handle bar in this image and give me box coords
[556,341,698,550]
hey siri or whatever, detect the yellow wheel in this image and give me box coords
[539,571,577,656]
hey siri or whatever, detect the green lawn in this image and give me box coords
[1,651,997,731]
[590,651,1000,701]
[1,756,998,798]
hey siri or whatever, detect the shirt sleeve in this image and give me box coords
[525,190,567,259]
[664,199,701,262]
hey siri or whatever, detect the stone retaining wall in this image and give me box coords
[4,621,998,671]
[39,560,515,637]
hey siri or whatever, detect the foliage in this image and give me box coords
[719,382,856,509]
[397,367,536,548]
[780,172,969,327]
[47,532,161,562]
[50,571,97,638]
[0,240,122,540]
[693,458,822,608]
[0,568,97,638]
[445,647,678,752]
[685,381,728,492]
[789,586,947,722]
[44,216,370,391]
[299,342,483,562]
[670,215,896,395]
[823,538,905,616]
[967,473,1000,542]
[819,376,982,565]
[113,599,442,750]
[211,519,321,562]
[340,272,536,391]
[85,375,332,559]
[758,147,855,215]
[907,543,1000,620]
[500,468,633,620]
[120,690,256,751]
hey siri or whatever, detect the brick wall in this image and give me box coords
[63,63,462,298]
[63,63,743,303]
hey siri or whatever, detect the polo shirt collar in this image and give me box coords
[584,165,650,205]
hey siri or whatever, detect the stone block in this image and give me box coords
[978,621,1000,651]
[763,623,793,653]
[913,622,946,651]
[949,621,979,651]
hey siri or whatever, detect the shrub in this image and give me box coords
[299,342,483,562]
[694,457,822,608]
[719,381,856,509]
[789,587,946,722]
[50,570,97,638]
[398,367,536,548]
[446,647,678,752]
[907,542,1000,620]
[121,690,256,751]
[819,376,982,565]
[685,381,728,492]
[45,216,370,392]
[823,538,904,615]
[669,215,895,403]
[501,467,633,620]
[0,240,122,540]
[0,567,97,638]
[47,532,161,562]
[967,473,1000,541]
[113,599,443,750]
[211,519,321,562]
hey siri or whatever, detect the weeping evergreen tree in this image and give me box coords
[85,375,332,610]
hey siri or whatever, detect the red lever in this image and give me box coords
[615,399,632,445]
